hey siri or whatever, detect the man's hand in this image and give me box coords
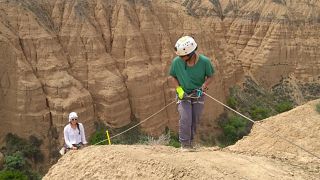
[201,83,208,92]
[202,76,212,92]
[176,86,185,100]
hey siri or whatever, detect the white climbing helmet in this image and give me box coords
[68,112,78,122]
[174,36,197,56]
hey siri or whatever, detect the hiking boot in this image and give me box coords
[180,144,195,152]
[59,147,66,155]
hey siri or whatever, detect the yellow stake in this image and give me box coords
[106,130,111,145]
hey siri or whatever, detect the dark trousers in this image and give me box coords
[177,96,204,146]
[64,142,83,150]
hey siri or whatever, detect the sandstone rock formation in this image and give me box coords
[0,0,319,169]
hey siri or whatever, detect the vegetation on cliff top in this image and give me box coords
[0,133,43,180]
[217,78,296,146]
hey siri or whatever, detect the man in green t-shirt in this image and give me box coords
[169,36,215,151]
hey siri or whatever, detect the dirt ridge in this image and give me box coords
[44,99,320,179]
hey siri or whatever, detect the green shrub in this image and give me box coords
[219,115,247,146]
[111,124,145,145]
[162,127,180,148]
[4,133,43,163]
[27,136,44,162]
[90,121,170,146]
[4,152,26,171]
[1,134,42,180]
[0,170,28,180]
[89,130,107,145]
[5,133,28,155]
[23,170,42,180]
[89,121,108,145]
[97,121,148,145]
[275,101,293,113]
[168,131,180,148]
[217,83,298,146]
[227,97,238,109]
[250,106,271,120]
[316,103,320,114]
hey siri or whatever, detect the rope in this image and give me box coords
[91,90,320,160]
[93,99,176,145]
[203,92,320,160]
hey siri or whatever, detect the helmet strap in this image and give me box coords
[185,51,195,62]
[184,51,196,70]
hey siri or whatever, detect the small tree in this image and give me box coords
[4,134,43,163]
[227,97,238,110]
[89,130,107,145]
[250,106,271,120]
[89,121,107,145]
[275,101,293,113]
[4,152,26,171]
[2,134,42,180]
[219,115,247,146]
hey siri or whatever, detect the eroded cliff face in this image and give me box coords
[0,0,319,167]
[186,0,320,84]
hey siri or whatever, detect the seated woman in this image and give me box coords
[61,112,88,154]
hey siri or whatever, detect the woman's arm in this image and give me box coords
[79,123,88,145]
[64,126,73,148]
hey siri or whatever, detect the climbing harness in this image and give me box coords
[182,88,203,100]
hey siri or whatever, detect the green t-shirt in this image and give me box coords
[169,54,214,93]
